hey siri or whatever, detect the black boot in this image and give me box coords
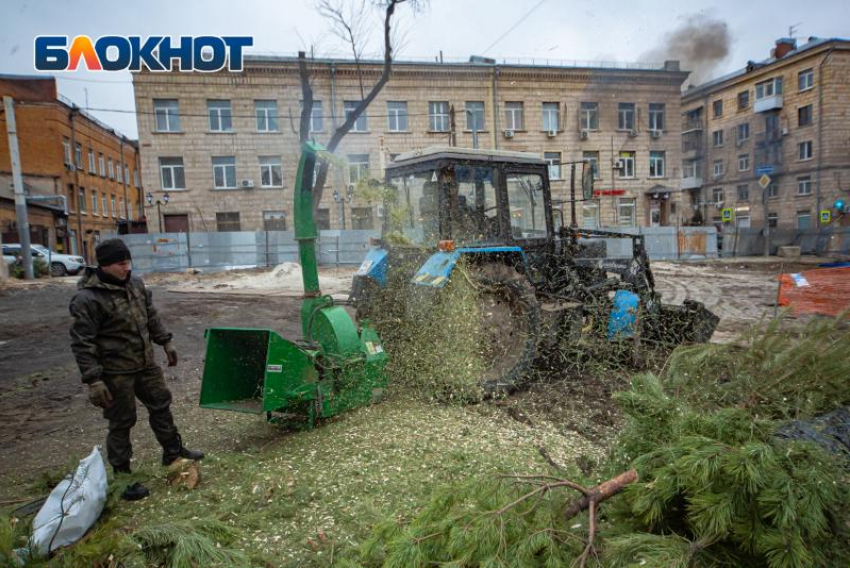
[121,482,150,501]
[113,463,132,475]
[162,434,205,466]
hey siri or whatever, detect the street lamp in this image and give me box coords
[146,191,170,233]
[332,185,355,229]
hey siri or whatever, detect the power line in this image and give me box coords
[481,0,549,55]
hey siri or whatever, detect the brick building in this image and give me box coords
[681,37,850,231]
[132,56,688,232]
[0,75,144,261]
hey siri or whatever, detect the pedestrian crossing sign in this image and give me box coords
[721,208,733,222]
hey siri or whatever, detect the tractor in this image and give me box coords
[350,146,718,394]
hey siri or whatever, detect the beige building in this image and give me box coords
[681,37,850,231]
[133,56,688,232]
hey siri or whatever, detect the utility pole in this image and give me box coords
[3,96,34,279]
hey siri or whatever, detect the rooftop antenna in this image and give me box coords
[788,23,801,38]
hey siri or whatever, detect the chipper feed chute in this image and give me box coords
[200,142,389,427]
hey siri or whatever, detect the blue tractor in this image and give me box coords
[350,147,718,394]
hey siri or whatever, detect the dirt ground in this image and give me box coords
[0,259,814,499]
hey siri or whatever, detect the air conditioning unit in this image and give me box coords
[613,159,625,170]
[377,205,386,218]
[650,129,662,139]
[628,129,638,137]
[241,179,255,188]
[579,130,589,140]
[504,129,515,138]
[781,126,789,136]
[547,129,558,137]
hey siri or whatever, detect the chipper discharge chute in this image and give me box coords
[200,142,388,427]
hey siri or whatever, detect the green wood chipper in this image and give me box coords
[199,142,388,427]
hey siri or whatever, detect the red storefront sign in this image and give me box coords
[592,189,626,196]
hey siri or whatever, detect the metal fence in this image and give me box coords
[718,226,850,257]
[108,230,378,274]
[110,226,718,274]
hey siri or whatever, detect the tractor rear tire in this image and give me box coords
[467,263,540,396]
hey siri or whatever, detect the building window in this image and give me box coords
[351,207,374,230]
[797,211,811,230]
[344,100,368,132]
[618,151,635,178]
[797,175,812,195]
[737,122,750,142]
[428,101,450,132]
[299,100,323,132]
[88,148,95,173]
[737,184,749,201]
[387,101,408,132]
[123,165,129,185]
[767,183,779,199]
[208,100,233,132]
[798,104,812,127]
[119,197,125,219]
[259,156,283,188]
[98,153,105,177]
[683,159,701,180]
[255,100,279,132]
[617,198,636,227]
[737,90,749,110]
[649,151,665,178]
[798,141,813,161]
[263,211,287,231]
[465,101,485,131]
[580,102,598,131]
[62,138,71,166]
[738,154,750,171]
[755,77,783,99]
[212,156,237,189]
[798,68,814,91]
[648,103,664,131]
[75,143,83,169]
[134,169,140,187]
[101,194,107,215]
[128,202,133,220]
[712,187,724,204]
[110,195,116,218]
[712,129,724,147]
[78,188,87,213]
[768,213,778,228]
[712,99,723,118]
[504,101,524,131]
[713,160,724,178]
[583,151,600,179]
[91,191,98,215]
[116,164,123,184]
[216,212,241,232]
[347,154,370,184]
[108,158,114,180]
[542,102,559,132]
[153,99,181,132]
[582,202,599,229]
[159,157,185,190]
[316,208,331,230]
[544,152,561,180]
[618,102,635,130]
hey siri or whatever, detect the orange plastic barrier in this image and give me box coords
[778,267,850,317]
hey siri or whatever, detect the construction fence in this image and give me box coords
[109,226,718,274]
[718,226,850,257]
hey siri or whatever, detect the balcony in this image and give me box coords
[681,176,703,190]
[682,118,703,134]
[754,95,783,113]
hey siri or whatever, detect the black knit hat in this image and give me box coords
[96,239,132,266]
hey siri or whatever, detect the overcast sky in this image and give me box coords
[1,0,847,139]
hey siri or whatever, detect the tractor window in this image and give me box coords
[506,173,547,239]
[452,165,500,244]
[385,170,441,246]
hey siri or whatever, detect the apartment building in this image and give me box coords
[681,37,850,231]
[132,55,688,232]
[0,75,144,260]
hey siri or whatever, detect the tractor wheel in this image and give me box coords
[467,263,540,395]
[51,262,67,277]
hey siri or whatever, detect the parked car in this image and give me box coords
[1,244,86,276]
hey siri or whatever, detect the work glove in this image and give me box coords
[88,381,113,409]
[164,341,178,367]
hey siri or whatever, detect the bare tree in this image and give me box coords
[298,0,419,211]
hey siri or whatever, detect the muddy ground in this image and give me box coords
[0,259,814,499]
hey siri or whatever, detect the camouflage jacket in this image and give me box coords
[69,267,172,383]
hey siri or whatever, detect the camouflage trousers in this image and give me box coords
[101,366,180,470]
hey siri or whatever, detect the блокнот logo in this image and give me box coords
[34,35,253,72]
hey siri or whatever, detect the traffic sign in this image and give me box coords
[721,207,734,222]
[820,210,831,224]
[756,166,774,175]
[758,174,771,189]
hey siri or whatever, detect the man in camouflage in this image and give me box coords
[69,239,203,500]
